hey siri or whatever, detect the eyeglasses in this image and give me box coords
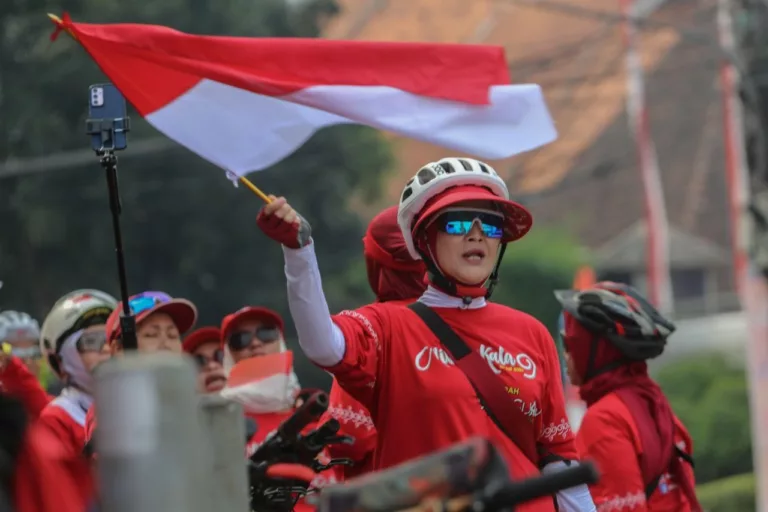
[11,346,41,360]
[76,331,107,353]
[436,208,504,239]
[193,348,225,369]
[227,326,282,351]
[128,291,172,315]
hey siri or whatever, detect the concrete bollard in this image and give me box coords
[94,352,211,512]
[198,395,251,512]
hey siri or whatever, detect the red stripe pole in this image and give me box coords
[717,1,768,508]
[620,0,674,315]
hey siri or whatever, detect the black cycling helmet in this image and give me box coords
[554,281,675,361]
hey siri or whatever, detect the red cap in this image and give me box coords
[182,326,222,354]
[106,294,198,344]
[413,185,533,242]
[220,306,284,345]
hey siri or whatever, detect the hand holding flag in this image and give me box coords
[48,14,558,199]
[257,196,312,249]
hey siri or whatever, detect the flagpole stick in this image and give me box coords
[238,176,272,203]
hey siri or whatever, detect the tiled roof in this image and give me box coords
[322,0,730,260]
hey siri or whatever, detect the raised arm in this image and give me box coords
[257,196,385,408]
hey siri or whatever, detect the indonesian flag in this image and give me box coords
[50,14,557,176]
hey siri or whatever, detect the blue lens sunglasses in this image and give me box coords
[436,208,505,239]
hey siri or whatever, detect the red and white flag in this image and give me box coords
[51,14,556,176]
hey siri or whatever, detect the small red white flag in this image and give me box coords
[51,15,557,176]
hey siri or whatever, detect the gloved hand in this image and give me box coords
[257,196,312,249]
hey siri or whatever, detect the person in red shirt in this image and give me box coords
[218,306,338,508]
[555,281,701,512]
[219,306,301,451]
[0,353,51,420]
[0,311,45,385]
[256,157,595,512]
[323,205,427,480]
[183,326,227,394]
[2,392,93,512]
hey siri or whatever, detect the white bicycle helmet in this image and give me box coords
[396,157,533,300]
[397,157,532,260]
[40,289,118,376]
[0,311,41,344]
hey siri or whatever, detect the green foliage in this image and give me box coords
[697,472,755,512]
[656,354,753,484]
[0,0,392,390]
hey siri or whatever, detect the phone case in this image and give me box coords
[87,83,129,151]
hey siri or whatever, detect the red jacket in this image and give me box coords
[0,357,52,419]
[12,418,95,512]
[39,388,92,457]
[575,392,696,511]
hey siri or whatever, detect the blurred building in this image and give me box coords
[324,0,737,320]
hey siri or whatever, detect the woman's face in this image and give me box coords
[78,324,111,373]
[433,201,502,286]
[192,341,227,393]
[227,318,283,363]
[136,312,182,353]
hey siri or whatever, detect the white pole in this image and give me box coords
[94,353,212,512]
[717,1,768,510]
[199,394,251,512]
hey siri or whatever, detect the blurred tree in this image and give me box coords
[655,354,753,484]
[0,0,391,390]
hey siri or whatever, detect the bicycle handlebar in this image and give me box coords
[484,462,599,510]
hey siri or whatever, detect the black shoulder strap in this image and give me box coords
[408,302,471,357]
[407,302,541,466]
[644,446,694,498]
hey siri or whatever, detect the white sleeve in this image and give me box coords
[541,461,597,512]
[283,241,346,367]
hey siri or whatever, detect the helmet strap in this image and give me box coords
[47,354,62,376]
[484,243,507,299]
[582,335,629,383]
[416,239,507,302]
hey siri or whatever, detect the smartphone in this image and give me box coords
[87,83,129,152]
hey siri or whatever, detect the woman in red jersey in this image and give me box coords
[257,157,595,512]
[324,205,427,480]
[555,281,701,512]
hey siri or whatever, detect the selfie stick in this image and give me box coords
[86,115,138,351]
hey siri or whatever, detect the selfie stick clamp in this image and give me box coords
[85,115,138,351]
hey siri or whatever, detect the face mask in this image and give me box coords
[60,330,95,394]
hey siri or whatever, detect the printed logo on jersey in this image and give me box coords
[540,418,571,442]
[479,344,537,379]
[414,346,455,371]
[515,398,542,419]
[328,404,375,431]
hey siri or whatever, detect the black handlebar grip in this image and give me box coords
[301,419,341,452]
[278,391,329,440]
[487,462,599,509]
